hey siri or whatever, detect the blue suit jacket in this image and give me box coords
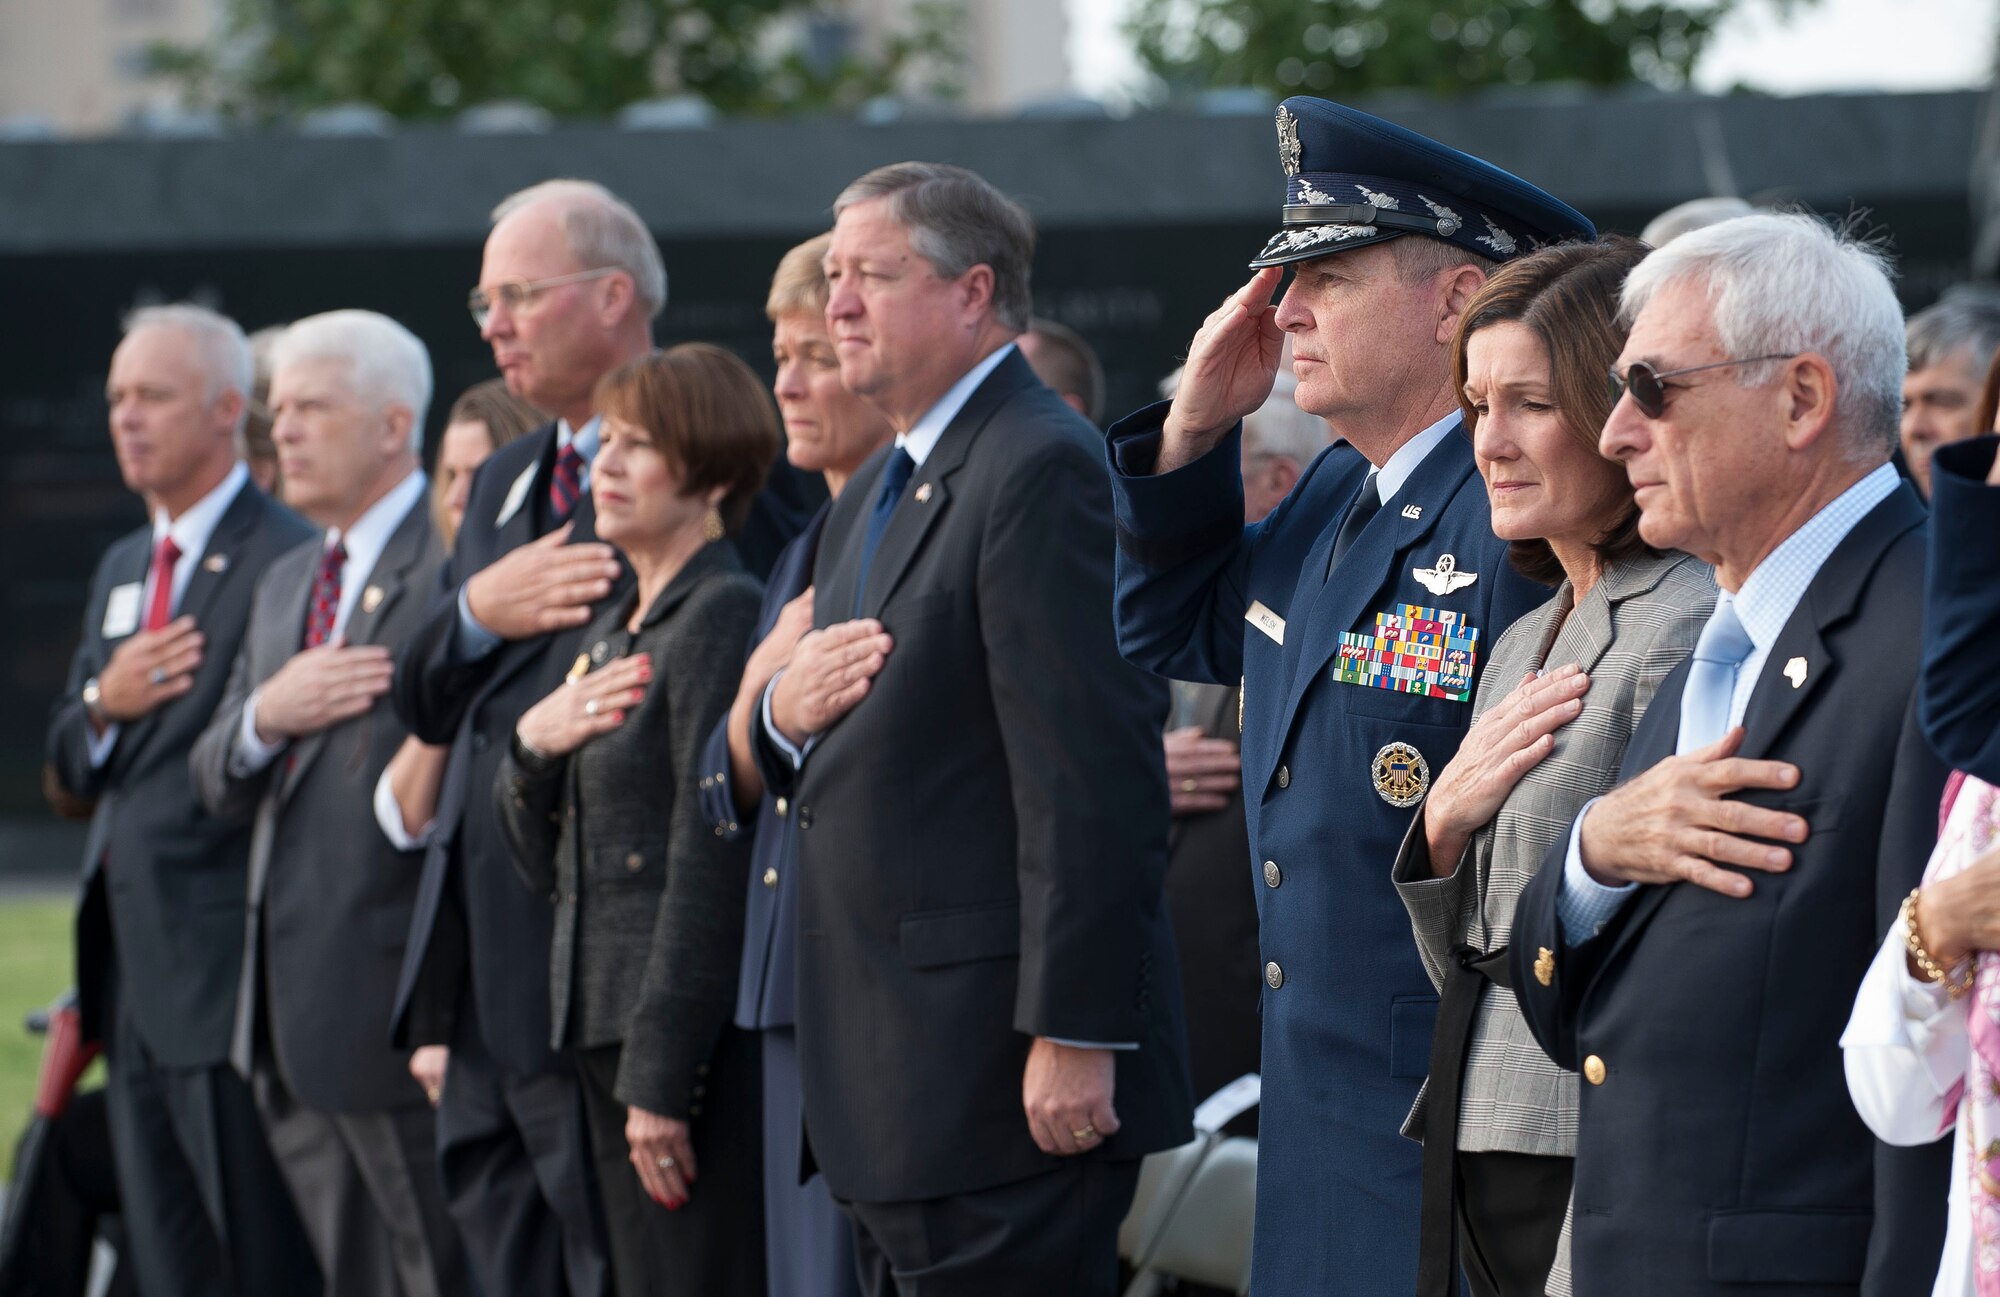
[1108,402,1543,1296]
[699,504,828,1031]
[1509,485,1945,1296]
[1921,434,2000,782]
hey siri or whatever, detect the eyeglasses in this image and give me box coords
[1607,354,1799,419]
[467,267,621,329]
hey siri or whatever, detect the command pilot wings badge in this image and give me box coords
[1413,553,1478,596]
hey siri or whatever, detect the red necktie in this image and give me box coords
[303,542,347,649]
[549,442,584,523]
[142,536,182,632]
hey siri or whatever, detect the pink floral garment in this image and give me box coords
[1929,775,2000,1293]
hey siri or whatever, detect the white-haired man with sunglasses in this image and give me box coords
[1509,213,1950,1295]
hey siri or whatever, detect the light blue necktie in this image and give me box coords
[1677,596,1755,754]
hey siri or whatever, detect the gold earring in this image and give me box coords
[702,506,725,542]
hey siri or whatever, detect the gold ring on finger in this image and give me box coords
[584,697,600,717]
[1072,1125,1098,1141]
[1181,779,1199,794]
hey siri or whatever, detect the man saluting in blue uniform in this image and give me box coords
[1105,97,1592,1296]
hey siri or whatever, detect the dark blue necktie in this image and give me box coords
[854,447,916,615]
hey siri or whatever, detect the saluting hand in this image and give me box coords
[252,640,395,743]
[515,654,651,760]
[1422,666,1590,875]
[768,620,894,747]
[464,524,622,641]
[1158,266,1288,473]
[1576,728,1809,898]
[94,616,205,727]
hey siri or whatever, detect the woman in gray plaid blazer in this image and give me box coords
[1392,239,1715,1297]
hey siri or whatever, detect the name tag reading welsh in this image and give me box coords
[1245,600,1286,645]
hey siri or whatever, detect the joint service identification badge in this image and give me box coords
[1372,742,1430,807]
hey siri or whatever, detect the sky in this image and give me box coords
[1067,0,1996,101]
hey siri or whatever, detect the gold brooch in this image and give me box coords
[1533,947,1555,987]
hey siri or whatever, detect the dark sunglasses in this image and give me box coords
[1607,354,1799,419]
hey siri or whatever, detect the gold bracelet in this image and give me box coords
[1903,888,1976,1000]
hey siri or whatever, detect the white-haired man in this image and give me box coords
[385,177,662,1297]
[191,310,470,1297]
[46,304,320,1296]
[1509,214,1949,1295]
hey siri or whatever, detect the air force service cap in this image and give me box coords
[1251,96,1595,269]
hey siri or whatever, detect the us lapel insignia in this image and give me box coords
[1413,553,1477,595]
[361,585,384,614]
[565,654,590,685]
[1784,656,1808,689]
[914,482,933,503]
[1534,947,1555,987]
[1371,741,1430,808]
[203,553,228,573]
[1401,504,1423,520]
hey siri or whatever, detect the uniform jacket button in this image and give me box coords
[1583,1054,1607,1085]
[796,804,813,829]
[775,797,789,817]
[1276,765,1290,789]
[762,867,779,888]
[1265,961,1284,990]
[1263,860,1281,888]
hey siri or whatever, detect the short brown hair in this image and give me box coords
[1024,317,1105,424]
[592,343,781,535]
[1450,236,1655,586]
[768,233,833,321]
[833,162,1036,332]
[447,378,543,447]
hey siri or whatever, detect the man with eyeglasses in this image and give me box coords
[384,178,660,1297]
[1509,213,1949,1295]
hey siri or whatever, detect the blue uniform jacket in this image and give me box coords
[1107,401,1543,1296]
[700,504,827,1031]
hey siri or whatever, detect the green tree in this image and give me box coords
[1125,0,1812,100]
[148,0,963,121]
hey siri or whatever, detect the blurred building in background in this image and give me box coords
[0,0,213,136]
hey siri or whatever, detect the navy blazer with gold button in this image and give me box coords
[1108,404,1543,1297]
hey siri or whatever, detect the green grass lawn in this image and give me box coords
[0,898,80,1182]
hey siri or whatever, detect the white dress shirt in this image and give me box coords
[1553,463,1900,942]
[87,461,251,767]
[1842,917,1970,1296]
[1371,410,1458,504]
[234,470,428,774]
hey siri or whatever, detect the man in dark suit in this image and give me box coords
[1921,433,2000,782]
[190,310,469,1297]
[46,304,320,1296]
[1509,213,1948,1296]
[752,162,1192,1295]
[1106,98,1583,1296]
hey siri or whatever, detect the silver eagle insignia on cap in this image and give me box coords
[1276,105,1302,177]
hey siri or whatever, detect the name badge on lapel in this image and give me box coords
[102,583,142,638]
[1245,600,1285,645]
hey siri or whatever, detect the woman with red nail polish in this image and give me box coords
[500,344,780,1294]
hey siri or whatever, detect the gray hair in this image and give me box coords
[1242,370,1329,467]
[1621,212,1905,454]
[1640,196,1757,249]
[122,304,254,434]
[1907,289,2000,374]
[833,162,1036,332]
[491,179,668,320]
[270,309,434,453]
